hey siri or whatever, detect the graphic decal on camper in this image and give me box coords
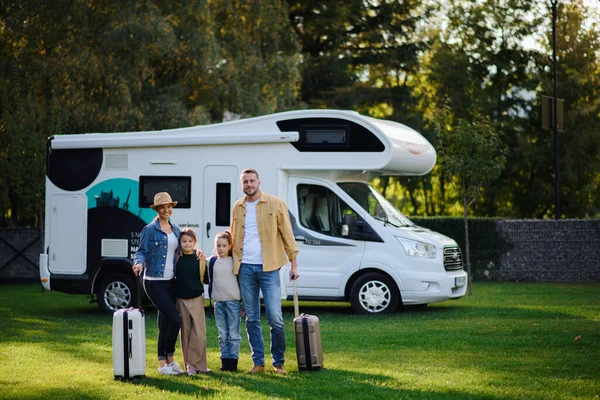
[86,178,155,223]
[85,178,154,263]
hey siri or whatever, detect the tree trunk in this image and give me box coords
[463,196,473,295]
[439,174,446,215]
[379,176,390,196]
[409,190,418,214]
[423,186,430,216]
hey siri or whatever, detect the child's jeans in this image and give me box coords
[214,300,242,359]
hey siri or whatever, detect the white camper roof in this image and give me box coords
[49,109,436,176]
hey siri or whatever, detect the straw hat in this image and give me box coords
[150,192,178,210]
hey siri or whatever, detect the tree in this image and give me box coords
[538,0,600,218]
[0,0,302,226]
[288,0,432,114]
[414,0,545,217]
[438,114,507,294]
[210,0,301,119]
[287,0,364,108]
[399,0,600,219]
[489,0,600,218]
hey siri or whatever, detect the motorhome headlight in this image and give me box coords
[395,237,436,258]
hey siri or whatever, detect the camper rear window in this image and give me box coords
[304,128,347,145]
[301,126,349,148]
[276,117,385,152]
[139,176,191,208]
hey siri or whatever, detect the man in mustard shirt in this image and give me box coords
[231,168,300,375]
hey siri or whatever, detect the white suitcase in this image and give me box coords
[112,307,146,378]
[112,276,146,379]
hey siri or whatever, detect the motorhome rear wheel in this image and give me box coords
[97,273,135,313]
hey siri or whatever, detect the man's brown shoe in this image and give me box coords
[273,366,287,375]
[248,365,265,373]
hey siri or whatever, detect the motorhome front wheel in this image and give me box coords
[98,273,135,313]
[349,272,400,314]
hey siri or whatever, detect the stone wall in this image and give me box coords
[412,218,600,282]
[2,220,600,283]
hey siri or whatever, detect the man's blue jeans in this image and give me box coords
[239,263,285,367]
[214,300,242,360]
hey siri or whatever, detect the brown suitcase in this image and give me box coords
[293,280,324,371]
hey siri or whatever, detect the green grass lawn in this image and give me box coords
[0,282,598,400]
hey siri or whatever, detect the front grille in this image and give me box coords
[443,246,463,271]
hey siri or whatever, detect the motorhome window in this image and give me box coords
[303,127,347,146]
[277,117,385,152]
[215,183,231,226]
[297,184,360,237]
[139,176,191,208]
[338,182,414,228]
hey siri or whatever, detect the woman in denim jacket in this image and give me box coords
[132,192,186,375]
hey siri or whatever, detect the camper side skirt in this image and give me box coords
[49,274,91,294]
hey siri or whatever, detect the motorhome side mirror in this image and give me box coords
[341,224,349,236]
[342,213,357,237]
[343,214,357,225]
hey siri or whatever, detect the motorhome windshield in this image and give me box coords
[338,182,414,228]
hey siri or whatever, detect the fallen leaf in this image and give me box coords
[573,335,581,342]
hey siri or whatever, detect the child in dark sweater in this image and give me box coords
[175,228,210,375]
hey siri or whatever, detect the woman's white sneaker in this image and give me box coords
[168,361,185,374]
[158,364,178,375]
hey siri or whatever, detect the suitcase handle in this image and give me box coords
[135,274,143,310]
[293,279,299,318]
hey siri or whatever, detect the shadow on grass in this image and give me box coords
[1,378,216,399]
[2,369,512,400]
[3,389,104,400]
[129,375,217,397]
[207,368,510,400]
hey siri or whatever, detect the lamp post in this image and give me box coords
[551,0,560,220]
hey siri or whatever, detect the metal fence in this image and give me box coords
[0,228,41,282]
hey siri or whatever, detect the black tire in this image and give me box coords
[349,272,400,314]
[97,273,136,313]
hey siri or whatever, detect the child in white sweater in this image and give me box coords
[207,230,242,372]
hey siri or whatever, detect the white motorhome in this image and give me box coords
[39,109,466,314]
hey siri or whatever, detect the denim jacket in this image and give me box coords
[134,218,181,278]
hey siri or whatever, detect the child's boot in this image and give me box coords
[219,358,227,372]
[230,358,238,372]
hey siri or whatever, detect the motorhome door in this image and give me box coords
[202,165,239,254]
[49,193,87,274]
[289,178,365,297]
